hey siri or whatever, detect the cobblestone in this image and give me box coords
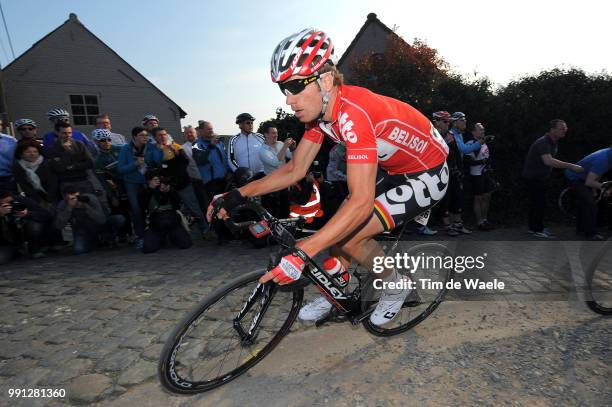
[0,230,609,405]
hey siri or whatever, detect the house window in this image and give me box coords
[69,94,100,125]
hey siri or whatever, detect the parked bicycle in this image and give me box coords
[558,180,612,218]
[158,199,453,394]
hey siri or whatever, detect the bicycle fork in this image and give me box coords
[233,282,275,345]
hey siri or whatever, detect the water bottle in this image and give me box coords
[323,257,350,288]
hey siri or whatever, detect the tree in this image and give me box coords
[257,108,304,141]
[349,35,450,111]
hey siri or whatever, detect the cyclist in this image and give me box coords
[43,108,97,157]
[208,28,449,326]
[564,145,612,241]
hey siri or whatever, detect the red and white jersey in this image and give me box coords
[303,85,448,175]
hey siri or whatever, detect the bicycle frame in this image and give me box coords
[226,201,375,343]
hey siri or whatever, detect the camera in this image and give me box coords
[10,201,27,214]
[159,176,173,186]
[76,195,91,204]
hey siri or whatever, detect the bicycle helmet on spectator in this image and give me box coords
[47,108,70,121]
[142,114,159,125]
[15,118,37,129]
[91,128,113,141]
[432,111,451,121]
[450,112,466,122]
[235,113,255,124]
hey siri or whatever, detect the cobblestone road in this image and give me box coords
[0,227,610,406]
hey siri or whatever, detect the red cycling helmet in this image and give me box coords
[270,28,335,83]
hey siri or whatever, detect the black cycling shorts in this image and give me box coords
[373,162,449,231]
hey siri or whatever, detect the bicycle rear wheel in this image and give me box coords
[585,240,612,315]
[158,269,303,394]
[362,242,453,336]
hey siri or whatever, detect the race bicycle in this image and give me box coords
[158,199,454,394]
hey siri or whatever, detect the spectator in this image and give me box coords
[228,113,265,174]
[141,114,173,143]
[54,188,125,255]
[431,111,455,236]
[0,190,59,258]
[441,111,480,235]
[139,170,192,253]
[258,123,294,217]
[43,108,97,157]
[14,119,41,142]
[522,119,583,238]
[118,126,149,248]
[0,131,17,193]
[467,123,494,231]
[326,142,349,202]
[194,121,228,199]
[92,129,132,240]
[95,114,127,145]
[564,144,612,241]
[145,127,208,235]
[181,126,208,211]
[12,139,59,206]
[47,122,99,199]
[259,122,295,174]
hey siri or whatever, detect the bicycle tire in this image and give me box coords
[585,239,612,316]
[362,242,454,337]
[158,269,303,394]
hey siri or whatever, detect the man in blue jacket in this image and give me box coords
[194,121,228,198]
[118,126,149,248]
[565,145,612,240]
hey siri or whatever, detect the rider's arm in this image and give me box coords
[297,162,377,258]
[239,138,321,197]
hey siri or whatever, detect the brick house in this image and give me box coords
[2,13,186,139]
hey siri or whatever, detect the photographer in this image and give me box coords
[0,190,57,259]
[93,129,132,240]
[54,188,125,255]
[118,127,149,248]
[145,127,208,236]
[139,170,192,254]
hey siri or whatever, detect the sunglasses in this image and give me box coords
[19,127,36,131]
[278,74,319,96]
[98,138,112,142]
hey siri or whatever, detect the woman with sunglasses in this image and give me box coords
[209,28,450,327]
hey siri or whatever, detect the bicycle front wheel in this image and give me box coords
[362,242,454,336]
[158,269,303,394]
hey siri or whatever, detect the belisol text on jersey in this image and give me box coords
[387,126,429,153]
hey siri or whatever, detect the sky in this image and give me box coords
[1,0,611,134]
